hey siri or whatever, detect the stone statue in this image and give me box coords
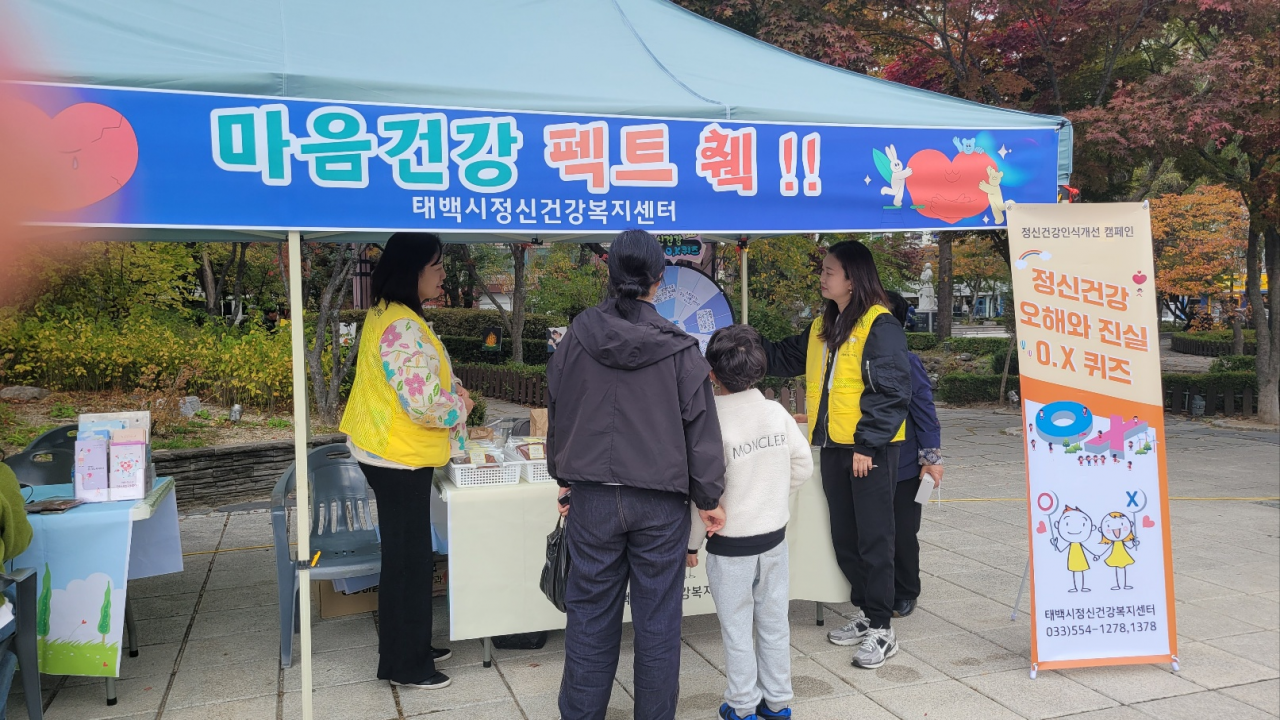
[918,262,938,313]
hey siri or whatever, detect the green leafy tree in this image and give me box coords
[98,582,112,644]
[528,245,608,321]
[37,563,50,639]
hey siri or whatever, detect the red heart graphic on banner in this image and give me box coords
[12,101,138,211]
[1036,520,1047,534]
[1142,515,1155,528]
[1133,271,1148,285]
[904,149,997,224]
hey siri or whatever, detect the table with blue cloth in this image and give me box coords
[11,478,182,684]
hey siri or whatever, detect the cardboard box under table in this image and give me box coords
[435,447,850,667]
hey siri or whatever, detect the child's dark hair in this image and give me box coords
[607,229,666,321]
[371,232,443,317]
[706,325,767,393]
[886,290,910,327]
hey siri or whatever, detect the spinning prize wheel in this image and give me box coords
[653,265,735,353]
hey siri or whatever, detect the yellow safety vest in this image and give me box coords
[340,302,452,468]
[804,306,907,446]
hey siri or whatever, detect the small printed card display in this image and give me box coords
[108,431,147,501]
[73,437,110,502]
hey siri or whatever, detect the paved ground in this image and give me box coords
[9,409,1278,720]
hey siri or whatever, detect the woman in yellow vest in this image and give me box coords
[761,240,911,670]
[340,232,472,691]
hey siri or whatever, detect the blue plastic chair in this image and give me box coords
[271,444,381,668]
[0,568,43,720]
[24,425,78,453]
[2,448,74,487]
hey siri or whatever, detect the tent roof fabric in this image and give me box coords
[11,0,1071,243]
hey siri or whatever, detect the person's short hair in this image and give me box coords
[706,325,767,393]
[886,290,909,327]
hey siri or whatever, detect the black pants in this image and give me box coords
[360,463,437,684]
[560,483,690,720]
[820,445,900,629]
[893,476,923,603]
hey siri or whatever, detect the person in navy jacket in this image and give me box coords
[887,292,943,618]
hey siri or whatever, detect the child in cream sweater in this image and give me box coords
[689,325,814,720]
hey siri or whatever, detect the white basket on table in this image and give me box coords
[503,447,554,483]
[446,458,520,487]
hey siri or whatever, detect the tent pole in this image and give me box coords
[738,238,749,324]
[287,229,315,720]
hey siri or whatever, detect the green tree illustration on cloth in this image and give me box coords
[37,563,51,639]
[98,583,112,644]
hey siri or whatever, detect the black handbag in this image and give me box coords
[539,516,571,612]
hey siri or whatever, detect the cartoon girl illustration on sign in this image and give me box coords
[1099,512,1139,590]
[1050,506,1099,593]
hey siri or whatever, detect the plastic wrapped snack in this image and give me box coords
[452,443,503,467]
[510,437,547,461]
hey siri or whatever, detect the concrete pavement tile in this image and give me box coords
[908,632,1028,678]
[925,596,1018,633]
[198,583,278,613]
[920,550,990,575]
[891,607,970,643]
[1132,689,1275,720]
[396,663,514,716]
[616,642,718,692]
[128,566,208,599]
[963,669,1116,719]
[188,606,279,640]
[43,674,167,720]
[162,694,277,720]
[1170,575,1247,603]
[919,575,983,604]
[1173,601,1266,641]
[432,636,491,669]
[283,679,397,720]
[788,656,856,702]
[1185,565,1280,595]
[868,677,1023,720]
[165,658,279,709]
[789,693,899,719]
[952,541,1029,569]
[309,614,379,654]
[942,569,1024,604]
[684,630,729,671]
[680,612,724,635]
[514,684,631,720]
[204,564,275,592]
[921,532,993,552]
[283,643,380,690]
[64,641,182,689]
[132,615,191,647]
[674,672,740,720]
[1060,664,1202,705]
[1049,708,1153,720]
[411,699,527,720]
[1193,595,1280,631]
[981,622,1035,658]
[132,592,199,621]
[1171,641,1278,690]
[491,630,568,661]
[496,654,568,697]
[1204,630,1279,671]
[181,629,283,670]
[1218,679,1280,715]
[810,647,948,694]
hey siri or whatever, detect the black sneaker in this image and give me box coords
[892,598,916,618]
[432,647,452,662]
[391,671,452,690]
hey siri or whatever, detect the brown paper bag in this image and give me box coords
[529,408,548,438]
[467,426,495,441]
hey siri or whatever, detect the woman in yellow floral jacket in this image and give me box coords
[340,232,472,691]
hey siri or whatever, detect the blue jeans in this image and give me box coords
[559,484,691,720]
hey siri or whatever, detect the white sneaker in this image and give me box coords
[852,627,898,669]
[827,611,871,646]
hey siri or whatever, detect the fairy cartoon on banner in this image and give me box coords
[1008,202,1178,674]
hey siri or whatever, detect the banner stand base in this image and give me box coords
[1029,663,1039,680]
[1171,656,1180,672]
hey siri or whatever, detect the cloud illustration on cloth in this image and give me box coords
[49,573,123,643]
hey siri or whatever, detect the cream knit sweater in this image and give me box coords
[689,389,814,550]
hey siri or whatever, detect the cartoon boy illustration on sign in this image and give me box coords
[1050,506,1100,593]
[1099,511,1139,590]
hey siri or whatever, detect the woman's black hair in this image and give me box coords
[370,232,443,317]
[706,324,767,393]
[886,290,910,327]
[607,229,666,321]
[819,240,891,351]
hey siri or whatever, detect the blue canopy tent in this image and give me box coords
[10,1,1071,714]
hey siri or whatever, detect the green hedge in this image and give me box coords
[937,373,1005,404]
[906,333,938,351]
[1209,355,1256,373]
[439,336,549,365]
[1171,331,1257,356]
[942,337,1013,356]
[422,308,562,340]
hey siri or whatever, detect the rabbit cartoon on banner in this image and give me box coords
[879,144,912,207]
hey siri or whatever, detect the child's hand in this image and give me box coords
[686,552,699,569]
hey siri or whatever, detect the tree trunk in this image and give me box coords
[199,245,237,319]
[509,244,528,365]
[229,242,249,326]
[1231,299,1245,356]
[999,338,1015,406]
[1249,225,1279,424]
[304,244,365,425]
[936,233,954,340]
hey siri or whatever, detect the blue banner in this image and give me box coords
[17,83,1061,234]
